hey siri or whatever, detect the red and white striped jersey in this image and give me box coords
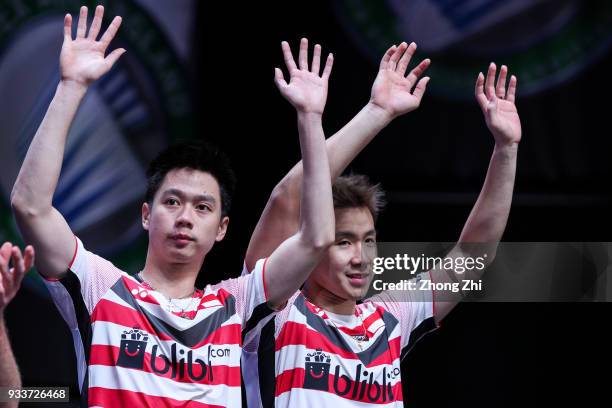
[242,273,438,408]
[43,237,275,407]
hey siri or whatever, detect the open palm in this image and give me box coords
[476,63,521,145]
[370,42,431,119]
[275,38,333,114]
[60,5,125,86]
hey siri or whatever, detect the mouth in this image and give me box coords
[169,233,195,245]
[345,273,369,286]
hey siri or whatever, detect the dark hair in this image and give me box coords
[145,142,236,217]
[332,175,386,221]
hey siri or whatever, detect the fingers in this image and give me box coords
[10,247,25,282]
[298,38,308,70]
[76,6,88,39]
[104,48,126,69]
[23,246,35,275]
[0,242,11,262]
[99,15,123,51]
[321,53,334,81]
[274,67,288,91]
[281,41,297,73]
[396,42,416,76]
[506,75,517,103]
[0,243,10,279]
[412,76,430,100]
[9,246,28,291]
[64,14,73,41]
[496,65,508,99]
[485,62,496,100]
[388,42,407,71]
[475,72,488,110]
[0,244,12,292]
[87,5,105,40]
[379,45,397,70]
[311,44,321,75]
[406,58,430,88]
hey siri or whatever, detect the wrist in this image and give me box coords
[58,79,89,95]
[493,142,519,158]
[364,101,394,126]
[297,110,323,122]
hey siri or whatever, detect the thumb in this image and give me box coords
[105,48,126,69]
[274,67,288,90]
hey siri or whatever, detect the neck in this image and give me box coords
[141,249,202,298]
[302,280,357,315]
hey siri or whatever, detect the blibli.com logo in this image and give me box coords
[116,327,227,381]
[303,349,399,402]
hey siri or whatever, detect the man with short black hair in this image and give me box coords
[11,5,336,407]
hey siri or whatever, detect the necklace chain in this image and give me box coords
[137,272,199,319]
[325,307,370,350]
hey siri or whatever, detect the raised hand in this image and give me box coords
[274,38,334,114]
[475,63,521,145]
[369,42,431,119]
[60,5,125,87]
[0,243,34,313]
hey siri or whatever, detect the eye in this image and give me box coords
[165,198,179,206]
[337,239,351,247]
[365,237,377,246]
[196,203,211,212]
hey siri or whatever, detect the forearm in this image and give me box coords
[11,80,87,213]
[296,111,334,247]
[459,142,518,249]
[0,316,21,389]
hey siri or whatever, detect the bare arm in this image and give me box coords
[431,63,521,322]
[10,5,124,278]
[246,42,431,270]
[263,39,335,307]
[0,243,35,407]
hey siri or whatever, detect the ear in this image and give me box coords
[215,216,229,242]
[142,202,151,230]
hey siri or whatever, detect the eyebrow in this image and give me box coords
[161,189,217,205]
[335,229,377,239]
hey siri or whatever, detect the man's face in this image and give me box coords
[141,168,229,265]
[310,206,377,301]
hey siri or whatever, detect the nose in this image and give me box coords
[175,205,194,229]
[350,243,363,267]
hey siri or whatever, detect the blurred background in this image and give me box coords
[1,0,611,406]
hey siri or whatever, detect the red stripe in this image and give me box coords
[91,299,243,347]
[89,344,241,386]
[89,387,226,407]
[276,321,396,367]
[362,308,384,328]
[275,367,403,403]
